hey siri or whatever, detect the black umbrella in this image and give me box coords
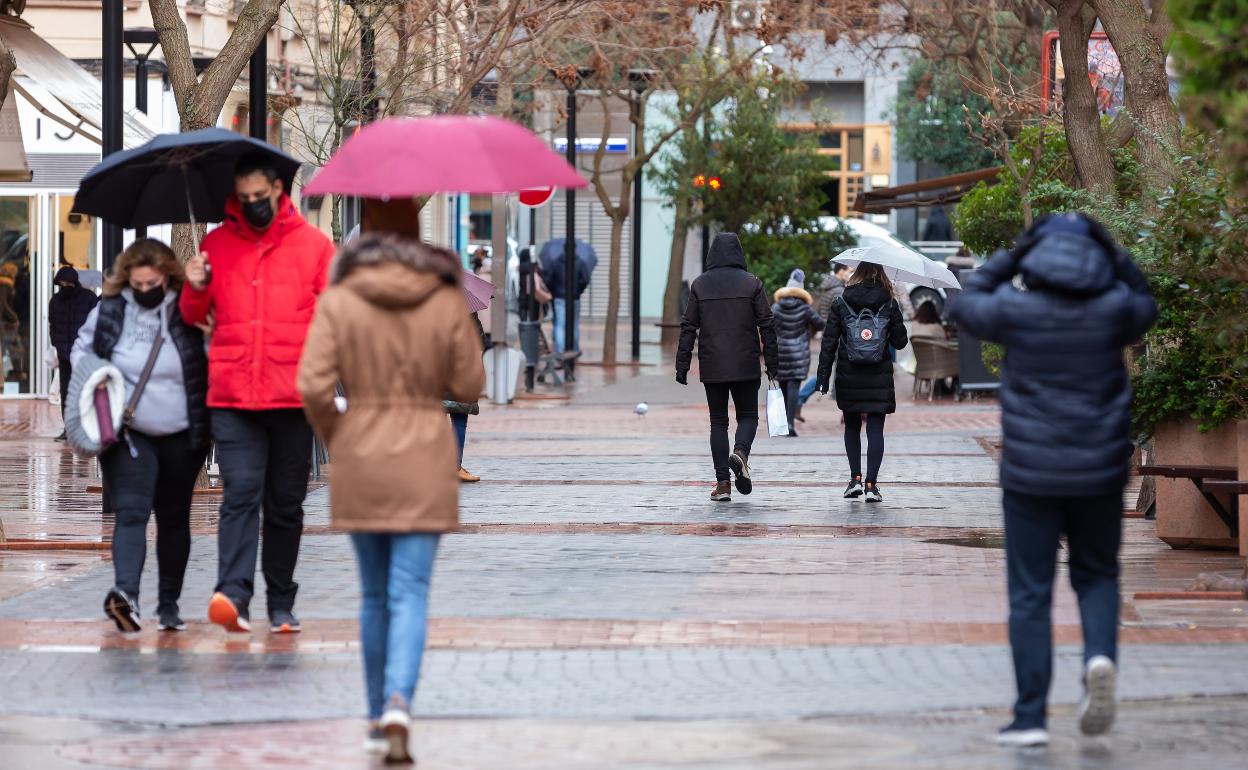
[72,128,301,233]
[538,237,598,275]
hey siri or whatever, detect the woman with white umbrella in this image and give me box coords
[816,243,960,501]
[815,262,908,502]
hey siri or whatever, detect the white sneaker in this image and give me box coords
[363,724,388,755]
[995,727,1050,747]
[1078,655,1117,736]
[379,695,414,764]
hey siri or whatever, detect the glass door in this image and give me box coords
[0,194,37,395]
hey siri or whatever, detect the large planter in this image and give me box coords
[1154,420,1240,550]
[1239,422,1248,557]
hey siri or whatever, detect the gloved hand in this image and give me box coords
[766,369,778,383]
[817,380,829,395]
[675,371,688,386]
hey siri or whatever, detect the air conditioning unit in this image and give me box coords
[730,0,764,29]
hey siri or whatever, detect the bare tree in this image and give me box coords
[149,0,283,257]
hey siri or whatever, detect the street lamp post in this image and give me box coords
[627,70,656,363]
[249,36,268,141]
[552,67,593,383]
[123,28,160,239]
[101,0,124,271]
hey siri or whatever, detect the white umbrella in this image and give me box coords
[833,245,961,290]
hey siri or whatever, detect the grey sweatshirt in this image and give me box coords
[71,289,189,437]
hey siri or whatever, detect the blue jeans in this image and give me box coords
[350,532,441,720]
[552,297,579,355]
[450,413,468,466]
[798,375,819,406]
[1003,490,1121,729]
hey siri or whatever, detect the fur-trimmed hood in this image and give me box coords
[774,286,813,305]
[332,233,462,310]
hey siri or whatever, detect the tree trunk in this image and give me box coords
[1053,1,1117,195]
[602,208,627,365]
[661,194,692,347]
[172,223,209,262]
[1092,0,1180,187]
[0,41,16,110]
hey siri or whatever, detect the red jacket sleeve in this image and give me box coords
[180,279,213,325]
[314,237,334,297]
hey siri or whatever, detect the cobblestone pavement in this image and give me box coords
[1,378,1246,769]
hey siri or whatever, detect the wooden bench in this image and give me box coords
[1138,465,1239,537]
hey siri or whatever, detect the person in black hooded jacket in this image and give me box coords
[950,212,1156,747]
[676,233,779,501]
[771,268,825,436]
[816,262,907,502]
[48,265,98,434]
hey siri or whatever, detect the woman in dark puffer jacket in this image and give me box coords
[816,262,908,502]
[771,269,824,436]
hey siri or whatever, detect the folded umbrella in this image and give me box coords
[303,115,588,197]
[833,244,961,290]
[72,128,301,231]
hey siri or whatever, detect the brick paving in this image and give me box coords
[0,382,1246,768]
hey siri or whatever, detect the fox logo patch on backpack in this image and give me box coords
[839,296,892,364]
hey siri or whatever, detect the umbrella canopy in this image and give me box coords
[833,245,961,290]
[538,237,597,275]
[303,115,588,198]
[72,128,301,229]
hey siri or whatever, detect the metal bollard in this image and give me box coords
[519,320,540,392]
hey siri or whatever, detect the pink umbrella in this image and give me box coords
[460,269,494,313]
[304,115,588,197]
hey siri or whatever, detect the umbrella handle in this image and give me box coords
[180,166,208,283]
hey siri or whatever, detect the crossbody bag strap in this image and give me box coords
[122,325,165,426]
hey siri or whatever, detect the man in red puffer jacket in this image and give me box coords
[182,153,335,635]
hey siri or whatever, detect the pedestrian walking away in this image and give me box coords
[796,262,854,420]
[297,220,486,764]
[445,313,488,483]
[949,212,1157,747]
[816,262,907,503]
[49,265,98,438]
[181,153,336,635]
[771,269,825,436]
[675,232,779,501]
[69,239,209,633]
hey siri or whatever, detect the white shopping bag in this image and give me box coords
[766,381,789,437]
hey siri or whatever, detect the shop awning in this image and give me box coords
[853,167,1002,214]
[0,90,31,181]
[0,16,154,149]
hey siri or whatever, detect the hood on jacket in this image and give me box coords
[706,233,746,270]
[334,233,461,310]
[775,286,813,305]
[1015,213,1118,297]
[55,266,81,288]
[843,280,892,312]
[820,272,844,291]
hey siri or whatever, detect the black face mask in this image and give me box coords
[132,285,165,309]
[242,196,276,230]
[58,283,76,293]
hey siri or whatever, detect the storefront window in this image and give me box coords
[0,196,34,394]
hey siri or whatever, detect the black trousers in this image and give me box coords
[779,379,801,432]
[58,355,71,422]
[1003,489,1122,729]
[212,408,313,617]
[100,429,206,612]
[704,379,760,482]
[843,412,886,482]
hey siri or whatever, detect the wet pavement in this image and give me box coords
[1,363,1246,768]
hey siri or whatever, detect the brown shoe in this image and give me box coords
[710,481,731,501]
[458,467,481,483]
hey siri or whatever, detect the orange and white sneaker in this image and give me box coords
[269,609,301,634]
[457,467,481,483]
[207,592,250,633]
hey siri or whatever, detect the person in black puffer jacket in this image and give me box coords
[771,269,824,436]
[676,233,779,502]
[48,266,98,433]
[949,213,1156,745]
[816,262,907,502]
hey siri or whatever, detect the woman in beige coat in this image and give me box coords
[297,231,484,764]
